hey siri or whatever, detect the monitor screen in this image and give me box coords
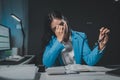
[0,24,10,50]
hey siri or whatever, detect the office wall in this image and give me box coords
[0,0,28,55]
[28,0,120,65]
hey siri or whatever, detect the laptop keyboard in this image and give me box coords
[0,56,31,65]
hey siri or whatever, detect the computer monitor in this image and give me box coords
[0,24,10,50]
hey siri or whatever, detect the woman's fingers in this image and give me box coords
[105,29,110,34]
[100,27,110,35]
[99,27,110,42]
[100,27,105,32]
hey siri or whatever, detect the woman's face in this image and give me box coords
[50,18,68,34]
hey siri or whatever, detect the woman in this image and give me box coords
[42,11,110,68]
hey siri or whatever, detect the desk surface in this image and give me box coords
[0,65,120,80]
[39,65,120,80]
[39,72,120,80]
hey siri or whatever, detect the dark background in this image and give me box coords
[0,0,120,66]
[28,0,120,66]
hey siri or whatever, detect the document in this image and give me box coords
[46,64,113,75]
[46,66,66,75]
[65,64,113,73]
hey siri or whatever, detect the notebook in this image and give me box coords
[46,64,113,75]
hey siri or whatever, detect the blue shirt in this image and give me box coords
[43,30,104,67]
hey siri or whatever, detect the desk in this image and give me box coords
[39,72,120,80]
[0,65,120,80]
[39,65,120,80]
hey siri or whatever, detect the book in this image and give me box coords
[46,64,113,75]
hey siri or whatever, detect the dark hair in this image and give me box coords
[35,11,70,66]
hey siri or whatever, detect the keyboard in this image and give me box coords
[0,56,32,65]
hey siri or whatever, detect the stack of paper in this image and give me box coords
[65,64,113,73]
[46,66,66,75]
[46,64,113,75]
